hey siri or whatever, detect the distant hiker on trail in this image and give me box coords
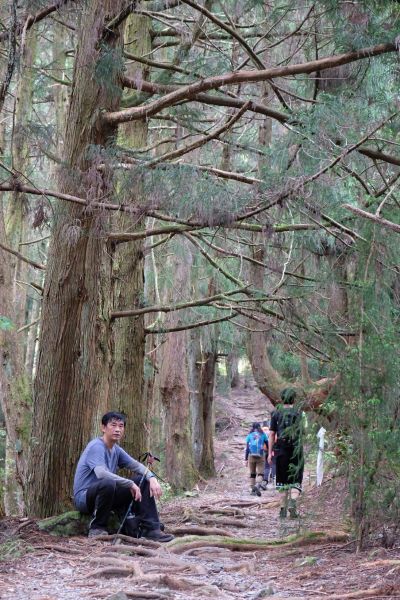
[259,419,276,490]
[245,422,268,496]
[73,411,174,541]
[268,389,304,518]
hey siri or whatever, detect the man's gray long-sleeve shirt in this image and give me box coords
[73,438,152,512]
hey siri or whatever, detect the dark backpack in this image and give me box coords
[248,431,265,457]
[275,409,301,447]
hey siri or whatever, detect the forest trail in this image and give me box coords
[1,381,400,600]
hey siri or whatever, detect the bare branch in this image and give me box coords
[343,204,400,234]
[0,241,46,270]
[110,287,248,319]
[145,312,238,334]
[357,147,400,167]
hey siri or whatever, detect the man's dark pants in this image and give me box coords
[86,476,159,533]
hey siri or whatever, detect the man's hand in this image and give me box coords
[149,477,162,499]
[130,482,142,501]
[267,454,273,465]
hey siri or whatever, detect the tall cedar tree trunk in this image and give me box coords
[188,327,215,475]
[159,243,197,489]
[1,19,37,514]
[198,345,216,476]
[188,330,203,469]
[247,82,284,406]
[27,0,126,517]
[0,204,29,514]
[226,351,240,388]
[109,14,150,458]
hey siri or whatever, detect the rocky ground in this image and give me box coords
[1,381,400,600]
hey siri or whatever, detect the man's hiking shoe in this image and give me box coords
[279,506,287,519]
[143,529,174,542]
[251,485,262,497]
[88,527,108,538]
[259,480,268,491]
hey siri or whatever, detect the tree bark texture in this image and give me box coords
[226,351,240,388]
[0,201,30,514]
[108,14,150,459]
[159,242,197,490]
[27,0,126,517]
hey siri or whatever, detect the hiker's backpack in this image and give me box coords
[275,408,301,447]
[247,431,265,457]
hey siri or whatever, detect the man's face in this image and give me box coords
[101,418,125,444]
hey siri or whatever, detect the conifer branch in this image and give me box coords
[0,0,77,43]
[146,102,251,166]
[120,74,290,124]
[104,42,397,124]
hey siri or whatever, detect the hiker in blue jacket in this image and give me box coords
[245,422,268,496]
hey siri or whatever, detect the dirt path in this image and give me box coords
[1,382,400,599]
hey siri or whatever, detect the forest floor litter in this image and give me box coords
[1,382,399,599]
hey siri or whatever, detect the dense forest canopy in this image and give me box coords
[0,0,399,548]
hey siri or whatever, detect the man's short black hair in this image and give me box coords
[101,411,127,426]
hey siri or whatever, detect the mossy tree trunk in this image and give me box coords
[27,0,126,517]
[1,18,38,515]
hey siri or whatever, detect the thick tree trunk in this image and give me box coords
[198,349,216,476]
[188,330,203,470]
[0,204,30,515]
[108,14,151,458]
[27,0,125,517]
[159,243,197,490]
[226,351,240,388]
[0,20,38,514]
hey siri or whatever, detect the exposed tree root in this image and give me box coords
[201,507,245,517]
[329,585,400,598]
[118,574,227,595]
[170,525,232,536]
[100,545,158,558]
[138,555,207,573]
[88,566,138,578]
[88,556,144,576]
[32,544,82,555]
[103,534,161,548]
[169,531,350,554]
[95,591,167,599]
[363,559,400,568]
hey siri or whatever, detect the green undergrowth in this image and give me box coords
[0,538,34,562]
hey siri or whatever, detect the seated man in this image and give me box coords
[73,411,173,541]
